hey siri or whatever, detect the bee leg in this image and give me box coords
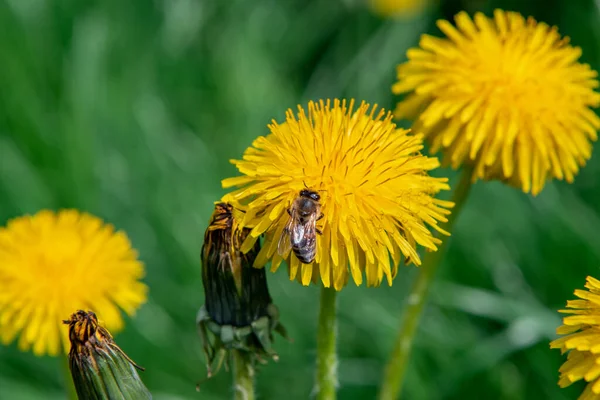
[317,213,324,221]
[287,208,292,216]
[316,228,323,235]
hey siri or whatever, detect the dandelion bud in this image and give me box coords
[197,203,287,378]
[63,310,152,400]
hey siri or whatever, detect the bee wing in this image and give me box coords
[302,212,319,245]
[277,213,295,257]
[290,222,306,246]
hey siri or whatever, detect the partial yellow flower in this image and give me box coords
[222,99,453,291]
[0,210,147,356]
[368,0,429,18]
[551,276,600,399]
[393,9,600,195]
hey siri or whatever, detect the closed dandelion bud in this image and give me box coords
[197,203,287,378]
[63,310,152,400]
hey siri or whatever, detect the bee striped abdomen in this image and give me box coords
[291,232,316,263]
[293,245,316,264]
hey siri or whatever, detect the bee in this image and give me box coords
[277,189,324,264]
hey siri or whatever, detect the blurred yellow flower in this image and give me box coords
[0,210,147,356]
[222,99,453,290]
[393,9,600,195]
[368,0,429,18]
[551,276,600,399]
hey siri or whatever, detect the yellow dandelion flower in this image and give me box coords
[0,210,148,356]
[222,99,453,291]
[551,276,600,398]
[368,0,429,18]
[393,9,600,195]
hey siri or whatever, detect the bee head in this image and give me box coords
[300,189,320,201]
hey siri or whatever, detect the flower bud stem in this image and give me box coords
[316,286,338,399]
[233,350,255,400]
[379,168,473,400]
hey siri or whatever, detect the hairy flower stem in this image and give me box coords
[379,168,473,400]
[316,286,338,399]
[233,350,255,400]
[62,354,78,400]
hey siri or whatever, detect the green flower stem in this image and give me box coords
[62,354,78,400]
[316,286,338,400]
[378,168,473,400]
[233,350,255,400]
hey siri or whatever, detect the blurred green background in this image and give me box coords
[1,0,600,398]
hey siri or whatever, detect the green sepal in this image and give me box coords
[196,302,289,382]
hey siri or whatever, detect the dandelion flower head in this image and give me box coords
[551,276,600,399]
[222,99,453,291]
[0,210,148,356]
[368,0,429,19]
[393,9,600,195]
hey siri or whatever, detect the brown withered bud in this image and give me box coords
[197,203,288,381]
[63,310,152,400]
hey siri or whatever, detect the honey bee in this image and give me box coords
[277,189,324,264]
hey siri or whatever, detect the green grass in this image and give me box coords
[1,0,600,398]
